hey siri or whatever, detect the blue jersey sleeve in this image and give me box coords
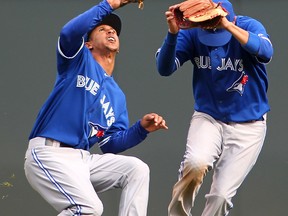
[156,32,179,76]
[238,16,273,63]
[99,120,149,154]
[243,32,273,63]
[59,0,113,57]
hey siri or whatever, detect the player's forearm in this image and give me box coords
[59,0,113,55]
[100,121,149,154]
[222,19,249,45]
[156,32,178,76]
[223,18,273,62]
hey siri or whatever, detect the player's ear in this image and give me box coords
[85,41,93,50]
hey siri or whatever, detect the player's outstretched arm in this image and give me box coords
[59,0,143,57]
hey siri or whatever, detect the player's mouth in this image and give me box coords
[107,37,116,42]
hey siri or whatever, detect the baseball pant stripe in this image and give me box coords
[31,148,82,215]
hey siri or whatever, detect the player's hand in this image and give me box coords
[107,0,141,10]
[140,113,168,132]
[166,7,180,34]
[214,16,230,30]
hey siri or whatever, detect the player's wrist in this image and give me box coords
[168,28,179,34]
[221,17,233,30]
[106,0,119,10]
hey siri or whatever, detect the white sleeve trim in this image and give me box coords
[260,35,272,46]
[256,34,273,64]
[156,48,181,70]
[57,37,85,59]
[98,136,111,148]
[175,57,180,69]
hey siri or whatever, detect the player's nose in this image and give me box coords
[107,28,116,35]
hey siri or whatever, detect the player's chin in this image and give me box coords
[106,45,119,53]
[112,48,120,53]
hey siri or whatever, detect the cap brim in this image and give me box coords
[197,27,232,47]
[197,0,234,46]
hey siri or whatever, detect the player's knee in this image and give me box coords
[89,203,104,216]
[184,158,209,174]
[91,205,104,216]
[136,158,150,175]
[87,199,104,216]
[129,157,150,179]
[184,149,216,170]
[177,158,209,184]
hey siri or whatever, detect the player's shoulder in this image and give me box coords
[236,15,265,30]
[236,15,259,24]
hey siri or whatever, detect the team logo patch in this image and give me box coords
[226,72,249,96]
[88,122,107,138]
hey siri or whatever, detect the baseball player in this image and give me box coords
[24,0,168,215]
[155,0,273,215]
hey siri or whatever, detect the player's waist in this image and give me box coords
[28,137,73,149]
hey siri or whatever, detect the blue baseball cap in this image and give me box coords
[197,0,235,46]
[86,13,122,41]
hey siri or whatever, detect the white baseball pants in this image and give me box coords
[168,111,266,216]
[24,137,149,216]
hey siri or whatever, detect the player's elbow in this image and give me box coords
[156,54,176,76]
[257,45,274,63]
[156,61,174,77]
[158,69,174,77]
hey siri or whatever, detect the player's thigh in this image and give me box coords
[25,146,102,213]
[88,153,149,193]
[211,120,267,197]
[184,111,223,166]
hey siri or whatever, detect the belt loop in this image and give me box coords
[45,138,61,147]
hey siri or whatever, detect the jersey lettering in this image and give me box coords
[194,56,210,69]
[217,58,243,72]
[76,75,100,96]
[194,56,244,72]
[100,95,115,126]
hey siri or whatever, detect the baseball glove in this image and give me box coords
[173,0,228,29]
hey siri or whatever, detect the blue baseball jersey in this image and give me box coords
[156,15,273,122]
[29,0,148,152]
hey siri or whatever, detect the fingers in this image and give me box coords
[165,10,179,34]
[169,3,181,12]
[165,11,175,22]
[160,119,169,130]
[141,113,169,132]
[150,114,169,130]
[166,9,175,18]
[108,0,143,9]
